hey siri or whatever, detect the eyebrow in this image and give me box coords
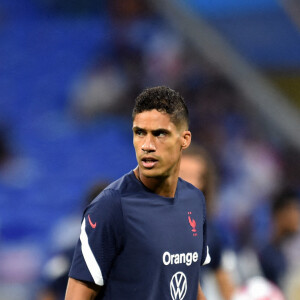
[152,128,170,135]
[132,126,144,132]
[132,126,170,134]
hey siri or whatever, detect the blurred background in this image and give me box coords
[0,0,299,299]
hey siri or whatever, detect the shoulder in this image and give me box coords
[102,170,138,196]
[178,177,205,200]
[178,178,207,222]
[85,185,123,220]
[85,171,137,216]
[82,187,126,240]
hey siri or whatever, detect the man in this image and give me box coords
[258,188,300,288]
[65,86,210,300]
[179,146,235,300]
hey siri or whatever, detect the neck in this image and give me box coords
[134,167,178,198]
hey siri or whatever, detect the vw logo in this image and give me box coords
[170,271,187,300]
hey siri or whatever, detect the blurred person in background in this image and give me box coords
[179,144,236,300]
[258,188,300,290]
[0,128,10,168]
[37,182,108,300]
[0,125,38,188]
[70,0,152,120]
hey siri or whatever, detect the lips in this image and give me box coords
[141,157,158,169]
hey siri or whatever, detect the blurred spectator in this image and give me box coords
[258,188,300,289]
[179,144,236,300]
[218,134,283,250]
[69,0,152,120]
[0,127,38,188]
[37,181,108,300]
[108,0,151,21]
[0,128,10,168]
[232,276,285,300]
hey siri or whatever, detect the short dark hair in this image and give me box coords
[132,86,189,129]
[272,188,300,215]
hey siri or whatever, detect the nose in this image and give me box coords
[142,134,156,152]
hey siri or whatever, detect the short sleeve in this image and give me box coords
[205,222,223,270]
[69,189,125,286]
[200,193,211,266]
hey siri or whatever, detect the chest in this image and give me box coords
[121,195,205,265]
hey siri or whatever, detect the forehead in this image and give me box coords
[133,109,177,131]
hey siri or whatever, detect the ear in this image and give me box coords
[181,130,192,150]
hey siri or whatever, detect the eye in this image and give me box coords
[134,129,145,136]
[154,130,167,137]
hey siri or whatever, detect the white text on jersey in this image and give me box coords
[162,251,198,266]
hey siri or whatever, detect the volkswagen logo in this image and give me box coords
[170,271,187,300]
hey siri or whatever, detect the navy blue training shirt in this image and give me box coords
[69,170,210,300]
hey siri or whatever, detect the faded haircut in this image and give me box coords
[132,86,189,129]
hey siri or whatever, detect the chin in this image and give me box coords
[141,169,160,178]
[140,167,165,178]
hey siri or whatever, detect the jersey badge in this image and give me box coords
[188,212,197,236]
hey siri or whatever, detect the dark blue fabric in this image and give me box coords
[258,243,286,286]
[69,170,208,300]
[205,222,222,271]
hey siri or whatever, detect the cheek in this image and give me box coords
[133,138,141,150]
[165,144,181,161]
[133,143,141,158]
